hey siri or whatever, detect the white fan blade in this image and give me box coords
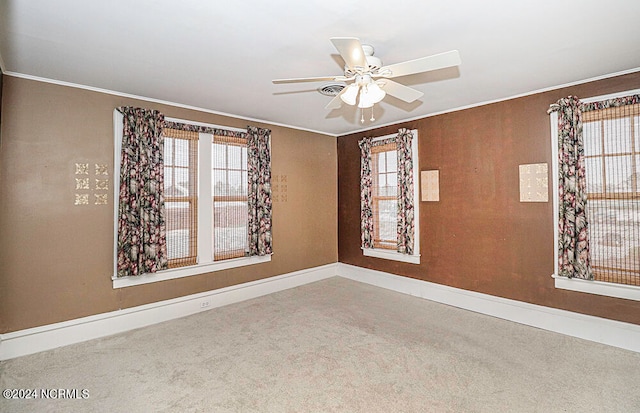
[378,80,424,103]
[273,76,347,84]
[379,50,461,78]
[324,87,348,110]
[330,37,368,71]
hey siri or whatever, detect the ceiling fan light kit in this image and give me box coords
[339,74,386,108]
[273,37,461,123]
[357,82,385,109]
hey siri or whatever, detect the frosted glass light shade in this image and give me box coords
[340,84,359,106]
[358,82,386,108]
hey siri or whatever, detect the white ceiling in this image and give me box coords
[1,0,639,136]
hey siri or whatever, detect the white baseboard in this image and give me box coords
[0,263,338,360]
[3,262,639,360]
[338,263,640,353]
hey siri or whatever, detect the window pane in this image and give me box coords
[174,139,190,167]
[212,143,227,168]
[635,116,640,151]
[636,155,640,193]
[166,172,190,197]
[604,118,631,154]
[588,199,640,283]
[387,172,398,190]
[228,171,243,195]
[585,158,603,193]
[377,172,387,189]
[228,145,242,169]
[386,150,397,172]
[213,169,227,196]
[213,201,248,258]
[167,229,191,259]
[377,152,387,173]
[164,166,173,188]
[165,201,192,259]
[174,168,189,194]
[241,170,248,195]
[378,173,397,197]
[377,199,397,242]
[605,155,633,193]
[165,138,174,163]
[583,121,601,156]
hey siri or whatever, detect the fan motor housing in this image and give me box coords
[344,44,382,76]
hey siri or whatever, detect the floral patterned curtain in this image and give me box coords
[359,129,415,254]
[396,128,415,255]
[359,137,375,249]
[246,126,273,256]
[581,94,640,112]
[117,107,168,277]
[549,96,592,280]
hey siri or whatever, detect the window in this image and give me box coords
[550,90,640,301]
[212,135,248,260]
[372,143,399,249]
[583,104,640,286]
[359,129,420,264]
[163,128,198,268]
[113,112,271,288]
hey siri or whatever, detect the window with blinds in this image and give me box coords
[372,143,398,249]
[212,135,248,260]
[113,111,273,287]
[163,128,198,268]
[160,129,252,266]
[583,103,640,286]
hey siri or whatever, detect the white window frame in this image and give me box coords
[362,129,421,264]
[112,111,270,289]
[550,89,640,301]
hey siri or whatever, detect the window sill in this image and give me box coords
[362,248,420,264]
[552,274,640,302]
[113,254,272,289]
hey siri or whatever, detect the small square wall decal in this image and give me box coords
[75,194,89,205]
[95,179,109,190]
[519,163,548,202]
[75,163,89,175]
[94,194,108,205]
[421,170,440,202]
[95,164,108,175]
[75,178,90,190]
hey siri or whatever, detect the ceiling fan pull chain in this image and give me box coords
[370,107,375,122]
[361,108,365,124]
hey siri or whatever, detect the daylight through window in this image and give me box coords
[163,128,198,268]
[212,135,248,260]
[583,103,640,286]
[114,110,272,287]
[372,143,398,249]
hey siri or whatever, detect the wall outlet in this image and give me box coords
[200,301,210,308]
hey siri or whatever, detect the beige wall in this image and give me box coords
[338,71,640,326]
[0,76,338,333]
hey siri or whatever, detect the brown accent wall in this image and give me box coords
[0,76,338,333]
[338,72,640,325]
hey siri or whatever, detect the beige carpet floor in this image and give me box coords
[1,276,639,412]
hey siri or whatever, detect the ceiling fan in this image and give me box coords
[273,37,461,122]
